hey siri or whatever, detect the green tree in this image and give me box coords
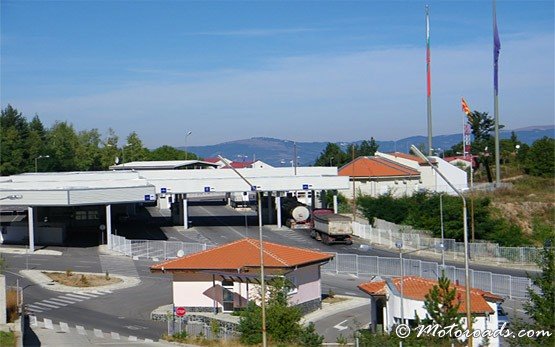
[101,128,119,168]
[524,137,555,178]
[76,129,103,171]
[423,271,463,334]
[298,322,324,346]
[509,240,555,346]
[314,143,348,167]
[124,132,149,163]
[0,105,30,175]
[27,115,48,172]
[467,110,503,183]
[238,277,323,345]
[46,121,80,171]
[358,137,379,157]
[148,145,191,161]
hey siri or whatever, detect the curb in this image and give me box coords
[19,269,141,293]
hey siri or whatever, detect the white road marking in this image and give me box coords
[333,319,349,331]
[42,299,67,306]
[26,305,44,313]
[53,297,78,304]
[73,292,99,297]
[94,328,103,337]
[76,325,87,335]
[128,336,137,341]
[60,322,70,333]
[32,302,60,309]
[111,332,120,339]
[30,315,38,326]
[64,293,91,300]
[43,318,54,330]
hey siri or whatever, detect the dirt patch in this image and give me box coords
[43,271,122,287]
[322,296,348,304]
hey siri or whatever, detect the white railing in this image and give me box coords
[352,222,540,265]
[110,235,533,299]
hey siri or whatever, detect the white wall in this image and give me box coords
[384,288,498,347]
[343,178,421,199]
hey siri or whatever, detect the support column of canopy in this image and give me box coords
[106,204,112,249]
[275,195,282,228]
[28,206,35,253]
[183,194,189,229]
[333,192,338,214]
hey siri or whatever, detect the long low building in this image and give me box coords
[0,166,350,252]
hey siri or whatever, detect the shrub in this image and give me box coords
[6,288,19,323]
[79,275,89,286]
[65,269,73,277]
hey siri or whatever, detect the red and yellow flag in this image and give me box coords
[461,98,472,117]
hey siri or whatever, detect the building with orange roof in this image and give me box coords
[338,156,421,198]
[376,152,468,195]
[150,238,334,314]
[358,276,503,346]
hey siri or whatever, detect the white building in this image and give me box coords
[150,238,334,314]
[358,276,503,347]
[376,152,468,195]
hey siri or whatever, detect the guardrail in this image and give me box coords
[110,235,532,299]
[352,222,540,265]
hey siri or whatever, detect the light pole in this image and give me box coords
[410,145,473,344]
[218,156,267,347]
[185,131,192,160]
[395,240,444,346]
[329,157,334,167]
[34,155,50,172]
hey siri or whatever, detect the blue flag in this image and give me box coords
[494,7,501,95]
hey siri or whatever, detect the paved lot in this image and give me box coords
[1,201,534,345]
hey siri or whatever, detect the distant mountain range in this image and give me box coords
[185,125,554,167]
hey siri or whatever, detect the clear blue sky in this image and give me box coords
[1,0,553,148]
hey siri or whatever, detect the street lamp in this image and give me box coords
[218,156,267,347]
[185,131,192,160]
[439,194,445,268]
[329,157,334,167]
[34,155,50,173]
[410,145,473,344]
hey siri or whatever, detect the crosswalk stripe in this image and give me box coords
[94,289,112,294]
[94,329,103,338]
[26,305,44,313]
[32,302,60,309]
[42,299,67,306]
[73,292,99,297]
[53,297,78,304]
[64,293,91,299]
[59,295,83,302]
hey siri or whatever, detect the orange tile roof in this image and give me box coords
[338,157,420,178]
[358,276,502,314]
[150,238,334,272]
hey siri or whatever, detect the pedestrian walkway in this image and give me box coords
[26,290,113,314]
[26,316,185,346]
[100,254,139,277]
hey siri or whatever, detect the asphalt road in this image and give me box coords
[0,201,534,345]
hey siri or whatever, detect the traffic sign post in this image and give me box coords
[175,306,186,317]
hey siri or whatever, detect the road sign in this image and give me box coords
[175,306,186,317]
[161,188,167,194]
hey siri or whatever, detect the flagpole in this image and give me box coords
[493,0,501,186]
[426,5,433,156]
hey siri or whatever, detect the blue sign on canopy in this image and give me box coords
[144,195,151,201]
[302,184,309,190]
[204,187,211,192]
[161,188,167,194]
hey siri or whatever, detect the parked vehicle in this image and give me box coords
[497,304,510,329]
[282,197,312,229]
[310,209,353,245]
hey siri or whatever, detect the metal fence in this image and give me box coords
[352,222,540,265]
[110,235,532,299]
[111,235,210,260]
[167,316,237,340]
[322,253,532,299]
